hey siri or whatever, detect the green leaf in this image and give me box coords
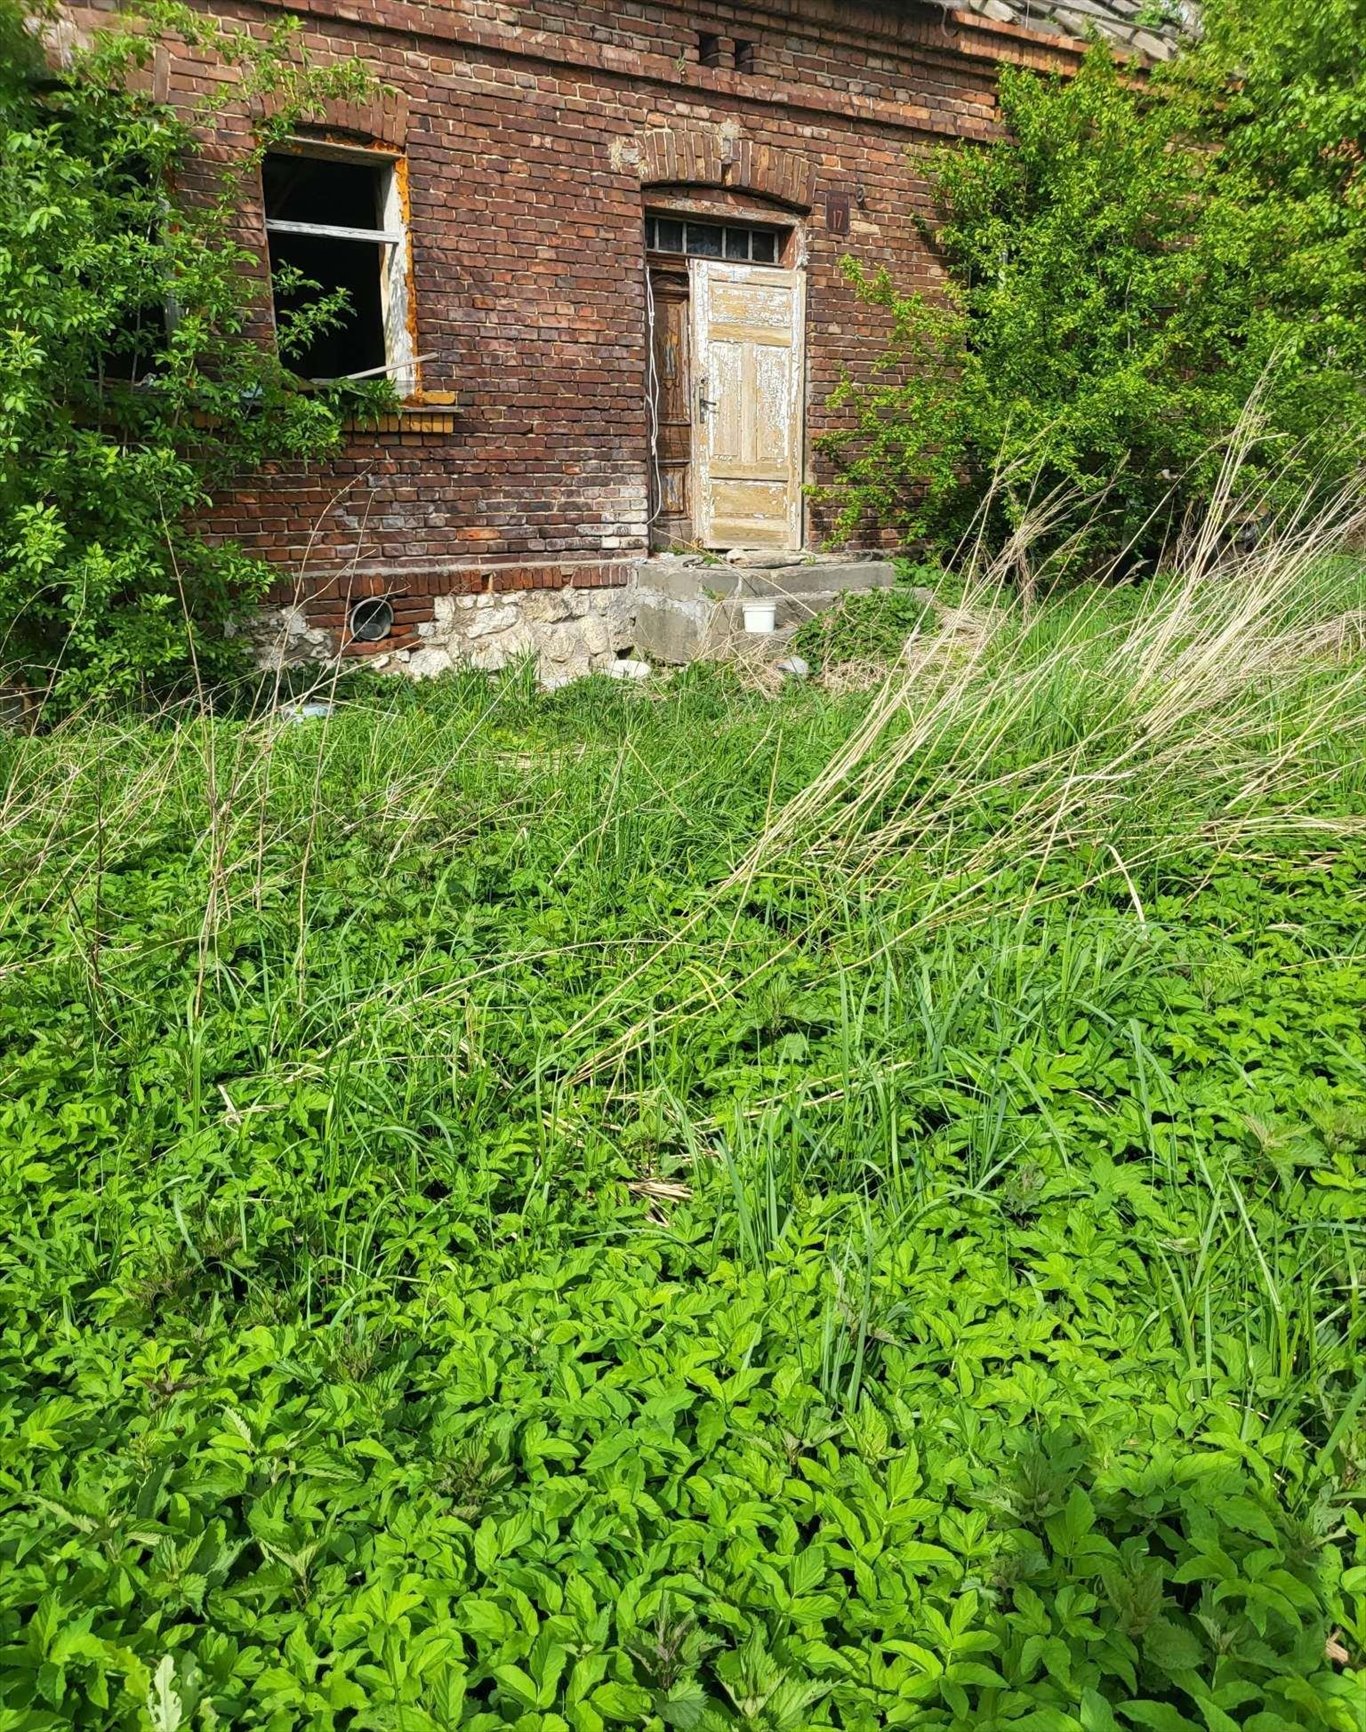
[1119,1703,1202,1732]
[1080,1696,1119,1732]
[146,1657,183,1732]
[946,1661,1009,1688]
[473,1519,500,1574]
[1142,1621,1206,1673]
[494,1666,541,1711]
[582,1433,636,1475]
[658,1678,709,1731]
[591,1682,654,1722]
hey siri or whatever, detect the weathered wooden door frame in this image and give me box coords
[689,260,806,552]
[645,261,693,550]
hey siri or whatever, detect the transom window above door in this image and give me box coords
[645,215,780,264]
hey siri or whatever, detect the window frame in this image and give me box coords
[645,213,784,266]
[261,140,418,398]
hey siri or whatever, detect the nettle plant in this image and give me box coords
[0,0,389,715]
[790,584,938,672]
[818,40,1366,576]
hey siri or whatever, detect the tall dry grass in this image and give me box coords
[557,456,1366,1085]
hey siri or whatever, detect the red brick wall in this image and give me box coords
[97,0,1085,635]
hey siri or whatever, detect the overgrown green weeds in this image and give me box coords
[4,523,1366,1726]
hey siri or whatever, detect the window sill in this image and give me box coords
[344,402,464,435]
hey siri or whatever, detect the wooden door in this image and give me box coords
[647,267,692,547]
[690,260,805,550]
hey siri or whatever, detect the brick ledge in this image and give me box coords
[264,554,640,605]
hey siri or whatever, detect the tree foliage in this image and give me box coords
[0,0,383,714]
[819,18,1366,572]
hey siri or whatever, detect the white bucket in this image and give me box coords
[742,599,778,634]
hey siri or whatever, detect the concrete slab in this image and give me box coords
[628,554,911,665]
[634,558,897,604]
[632,595,719,665]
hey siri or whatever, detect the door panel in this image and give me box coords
[708,277,796,332]
[691,261,805,550]
[709,479,790,546]
[752,345,793,468]
[709,342,744,463]
[647,268,692,547]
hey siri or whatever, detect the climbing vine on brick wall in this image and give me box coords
[0,0,387,716]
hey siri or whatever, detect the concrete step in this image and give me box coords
[632,593,826,663]
[630,555,902,665]
[635,555,896,604]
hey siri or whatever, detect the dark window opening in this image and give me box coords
[349,596,394,642]
[268,231,387,378]
[100,295,170,386]
[734,38,757,73]
[97,155,171,387]
[686,222,724,257]
[646,215,785,265]
[697,31,726,67]
[262,151,408,383]
[262,154,387,226]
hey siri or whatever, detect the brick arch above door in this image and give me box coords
[635,126,815,212]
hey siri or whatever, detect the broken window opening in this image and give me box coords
[99,289,170,387]
[645,215,783,265]
[697,31,726,67]
[262,150,415,394]
[96,154,174,388]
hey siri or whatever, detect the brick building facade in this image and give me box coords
[115,0,1161,661]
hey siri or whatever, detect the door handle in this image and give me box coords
[697,386,717,419]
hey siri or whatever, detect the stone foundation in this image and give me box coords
[631,552,897,663]
[242,584,638,688]
[231,605,334,672]
[238,554,911,687]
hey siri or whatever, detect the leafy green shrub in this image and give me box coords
[818,39,1366,572]
[0,0,384,715]
[792,585,937,670]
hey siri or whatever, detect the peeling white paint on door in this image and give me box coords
[690,260,805,550]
